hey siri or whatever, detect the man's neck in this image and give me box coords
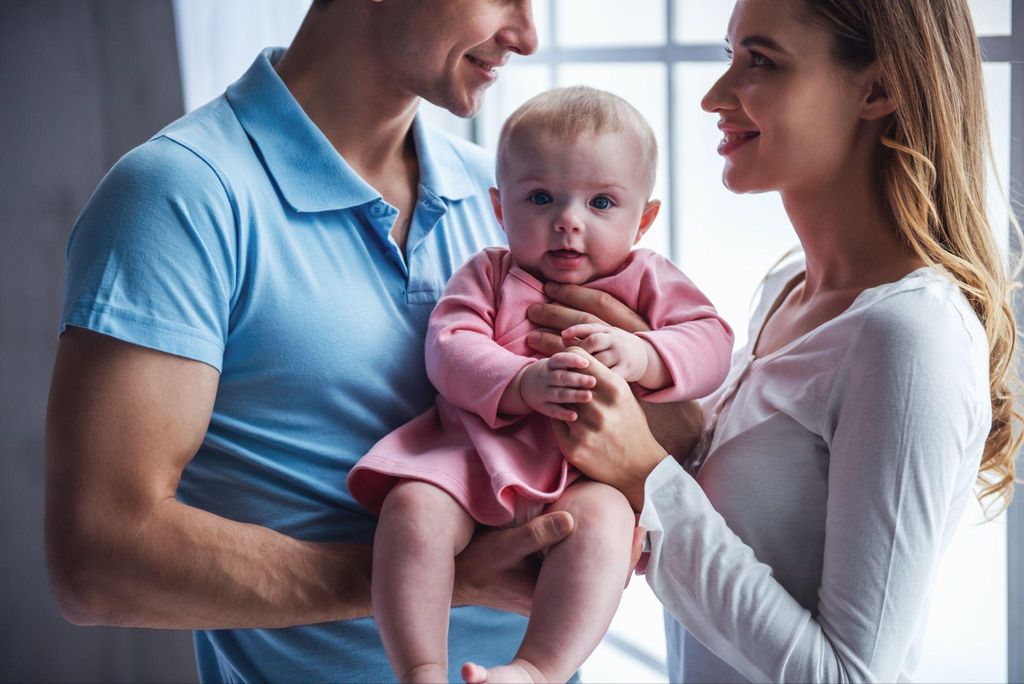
[273,6,420,182]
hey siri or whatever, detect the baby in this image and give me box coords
[348,86,733,684]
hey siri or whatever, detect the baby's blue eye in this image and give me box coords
[590,196,613,210]
[529,191,553,205]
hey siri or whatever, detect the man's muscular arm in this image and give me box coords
[46,328,569,628]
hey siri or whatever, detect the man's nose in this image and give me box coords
[497,1,539,56]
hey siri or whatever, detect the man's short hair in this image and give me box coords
[496,86,658,196]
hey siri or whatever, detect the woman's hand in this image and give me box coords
[553,347,669,511]
[526,281,651,355]
[528,282,705,463]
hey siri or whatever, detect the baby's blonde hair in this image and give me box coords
[496,86,658,196]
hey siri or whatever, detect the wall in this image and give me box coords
[0,1,197,681]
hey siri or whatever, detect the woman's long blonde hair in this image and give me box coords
[804,0,1022,514]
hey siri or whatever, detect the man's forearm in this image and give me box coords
[48,497,373,630]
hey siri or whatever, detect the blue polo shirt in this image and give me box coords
[61,47,523,683]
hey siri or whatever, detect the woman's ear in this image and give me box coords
[489,187,505,228]
[633,200,661,245]
[860,63,896,121]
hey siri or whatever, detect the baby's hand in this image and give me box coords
[561,323,650,383]
[519,352,596,421]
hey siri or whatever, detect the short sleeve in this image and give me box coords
[61,136,237,371]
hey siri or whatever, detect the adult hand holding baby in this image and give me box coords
[527,281,705,462]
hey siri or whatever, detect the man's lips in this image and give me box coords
[465,54,506,79]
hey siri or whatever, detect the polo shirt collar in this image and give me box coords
[226,48,477,214]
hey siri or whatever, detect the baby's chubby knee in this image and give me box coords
[379,480,467,529]
[552,481,635,540]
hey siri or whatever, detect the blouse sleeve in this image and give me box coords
[633,253,735,402]
[638,292,987,682]
[424,250,535,429]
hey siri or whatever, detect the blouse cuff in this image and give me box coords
[638,455,684,534]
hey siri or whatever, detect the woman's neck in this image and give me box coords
[780,169,925,302]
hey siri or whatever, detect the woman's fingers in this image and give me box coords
[543,282,651,333]
[527,302,603,332]
[526,330,566,356]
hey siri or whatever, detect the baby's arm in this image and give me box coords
[560,323,670,390]
[498,351,597,421]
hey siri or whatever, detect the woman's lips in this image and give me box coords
[717,130,760,156]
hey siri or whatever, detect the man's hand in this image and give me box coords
[518,352,596,421]
[453,511,574,615]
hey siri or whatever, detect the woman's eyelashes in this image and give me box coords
[723,46,776,69]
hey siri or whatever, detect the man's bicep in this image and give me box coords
[46,327,219,513]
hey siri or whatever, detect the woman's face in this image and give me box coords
[701,0,872,196]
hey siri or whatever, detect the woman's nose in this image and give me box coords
[701,67,738,113]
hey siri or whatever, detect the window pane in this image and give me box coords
[673,0,735,45]
[556,0,667,47]
[672,62,794,348]
[532,0,553,50]
[968,0,1012,35]
[915,61,1011,683]
[557,63,671,257]
[673,0,1011,41]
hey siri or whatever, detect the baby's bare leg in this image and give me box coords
[373,480,476,684]
[462,481,635,684]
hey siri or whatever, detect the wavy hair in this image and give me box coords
[803,0,1022,514]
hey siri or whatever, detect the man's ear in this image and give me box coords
[489,187,505,228]
[860,63,896,121]
[634,200,661,245]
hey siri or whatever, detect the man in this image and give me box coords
[45,1,575,681]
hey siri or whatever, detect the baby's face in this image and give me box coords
[492,129,657,285]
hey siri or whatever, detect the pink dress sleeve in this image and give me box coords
[634,253,734,402]
[425,249,535,429]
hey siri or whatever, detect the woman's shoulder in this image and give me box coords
[852,267,985,351]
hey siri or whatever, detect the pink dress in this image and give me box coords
[347,247,733,526]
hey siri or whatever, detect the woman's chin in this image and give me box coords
[722,170,773,195]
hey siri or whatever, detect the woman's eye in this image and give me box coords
[590,196,613,210]
[528,191,553,205]
[750,51,774,68]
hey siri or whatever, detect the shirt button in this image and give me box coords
[370,203,386,218]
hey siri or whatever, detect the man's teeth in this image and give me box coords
[470,56,495,71]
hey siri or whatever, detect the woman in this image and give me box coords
[526,0,1020,680]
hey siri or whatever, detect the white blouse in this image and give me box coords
[638,262,990,683]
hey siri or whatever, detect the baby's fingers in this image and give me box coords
[561,323,608,344]
[549,369,597,389]
[548,351,591,370]
[537,402,580,422]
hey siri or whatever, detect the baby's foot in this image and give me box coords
[461,659,545,684]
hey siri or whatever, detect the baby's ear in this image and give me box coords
[634,200,661,245]
[489,187,505,228]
